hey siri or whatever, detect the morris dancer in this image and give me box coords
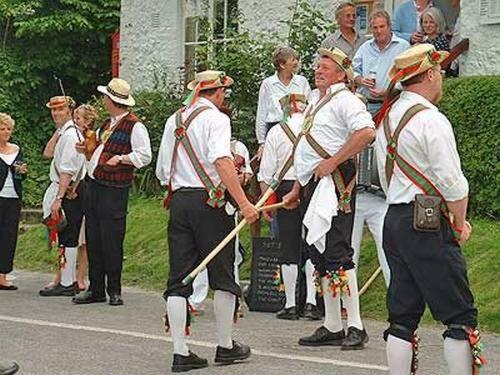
[73,78,152,306]
[258,93,320,321]
[40,96,85,297]
[189,137,253,314]
[156,70,259,372]
[375,44,485,375]
[284,47,374,349]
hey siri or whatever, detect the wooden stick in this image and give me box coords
[258,201,286,212]
[182,181,279,285]
[359,266,382,296]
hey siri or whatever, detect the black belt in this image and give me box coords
[367,98,383,104]
[174,187,206,193]
[356,185,386,198]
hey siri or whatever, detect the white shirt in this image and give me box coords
[87,112,152,179]
[294,83,375,186]
[255,73,311,144]
[375,91,468,204]
[50,120,86,182]
[0,146,19,198]
[156,98,233,190]
[231,139,252,175]
[258,113,304,184]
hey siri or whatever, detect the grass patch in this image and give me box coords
[15,197,500,332]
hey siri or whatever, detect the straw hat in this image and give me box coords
[317,47,354,80]
[187,70,234,91]
[46,96,76,109]
[388,44,449,82]
[97,78,135,107]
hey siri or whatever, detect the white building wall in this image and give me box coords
[460,0,500,76]
[120,0,183,91]
[238,0,340,36]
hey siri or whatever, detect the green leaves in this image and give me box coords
[0,0,120,206]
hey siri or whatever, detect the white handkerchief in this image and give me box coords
[42,182,58,219]
[303,175,338,253]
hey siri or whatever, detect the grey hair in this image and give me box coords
[421,7,446,35]
[272,46,298,71]
[335,2,356,21]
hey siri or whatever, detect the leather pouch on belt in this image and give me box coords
[413,194,441,232]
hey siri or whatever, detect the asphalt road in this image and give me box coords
[0,271,498,374]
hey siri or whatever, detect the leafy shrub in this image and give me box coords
[440,76,500,219]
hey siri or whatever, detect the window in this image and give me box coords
[184,0,238,82]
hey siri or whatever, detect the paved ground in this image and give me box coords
[0,271,498,374]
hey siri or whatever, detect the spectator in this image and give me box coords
[255,46,311,159]
[73,104,98,291]
[321,2,367,58]
[0,113,27,291]
[392,0,433,44]
[421,7,450,51]
[353,10,410,114]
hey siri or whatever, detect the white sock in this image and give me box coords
[343,269,363,330]
[321,276,343,333]
[214,290,235,349]
[281,264,298,308]
[61,247,77,287]
[305,260,317,305]
[167,297,189,356]
[444,337,473,375]
[386,334,413,375]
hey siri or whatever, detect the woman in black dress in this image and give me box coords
[0,113,27,290]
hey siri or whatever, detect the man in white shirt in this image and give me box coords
[188,138,253,314]
[40,96,86,297]
[284,47,375,349]
[258,93,320,321]
[376,44,483,375]
[73,78,152,307]
[156,70,259,372]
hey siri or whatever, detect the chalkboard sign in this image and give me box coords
[246,237,285,312]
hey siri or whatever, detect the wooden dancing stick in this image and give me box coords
[182,180,280,285]
[258,201,286,212]
[359,266,382,296]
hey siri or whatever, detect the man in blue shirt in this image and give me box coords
[353,10,409,114]
[392,0,433,44]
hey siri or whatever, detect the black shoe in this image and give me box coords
[72,290,107,304]
[0,360,19,375]
[214,340,251,364]
[39,283,76,297]
[341,327,369,350]
[298,326,345,346]
[109,294,124,306]
[276,306,299,320]
[301,303,321,321]
[0,284,18,291]
[171,351,208,373]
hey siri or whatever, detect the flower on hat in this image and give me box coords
[342,57,352,70]
[427,50,441,65]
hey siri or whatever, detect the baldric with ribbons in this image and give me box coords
[383,104,461,240]
[275,121,300,183]
[301,87,356,213]
[166,106,227,209]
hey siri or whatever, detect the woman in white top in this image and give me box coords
[0,113,27,290]
[255,46,311,158]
